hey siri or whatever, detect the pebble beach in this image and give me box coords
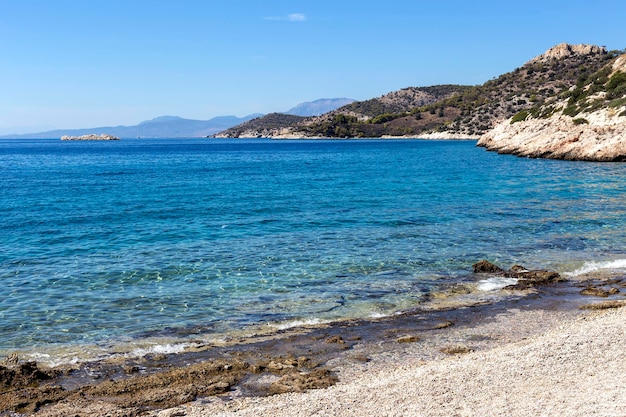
[153,303,626,417]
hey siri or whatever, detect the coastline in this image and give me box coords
[3,270,626,416]
[165,302,626,417]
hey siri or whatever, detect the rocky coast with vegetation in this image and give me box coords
[216,43,626,162]
[478,49,626,161]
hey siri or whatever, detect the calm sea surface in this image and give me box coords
[1,138,625,362]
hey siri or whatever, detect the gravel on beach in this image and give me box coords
[154,305,626,417]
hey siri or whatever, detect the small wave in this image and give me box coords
[21,342,194,367]
[477,277,518,292]
[130,343,191,357]
[368,312,391,319]
[24,350,103,368]
[567,259,626,277]
[267,318,329,331]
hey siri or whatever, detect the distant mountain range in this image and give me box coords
[0,115,262,139]
[0,98,355,139]
[285,98,356,116]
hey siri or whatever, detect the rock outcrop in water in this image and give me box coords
[472,260,566,290]
[61,134,120,140]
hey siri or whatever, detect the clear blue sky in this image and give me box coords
[1,0,625,133]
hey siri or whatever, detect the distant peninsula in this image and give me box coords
[61,134,120,141]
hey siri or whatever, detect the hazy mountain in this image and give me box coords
[0,114,262,139]
[285,98,355,116]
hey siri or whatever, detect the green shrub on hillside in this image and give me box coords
[573,118,589,125]
[563,105,581,117]
[510,110,529,124]
[607,71,626,91]
[606,71,626,100]
[370,113,402,124]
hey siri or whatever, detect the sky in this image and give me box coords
[1,0,625,133]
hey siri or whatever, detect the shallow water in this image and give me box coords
[1,138,625,362]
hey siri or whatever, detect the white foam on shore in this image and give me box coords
[267,318,330,331]
[26,352,81,368]
[19,342,196,367]
[130,343,191,358]
[24,349,107,368]
[566,259,626,277]
[477,277,518,292]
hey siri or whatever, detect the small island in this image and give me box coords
[61,134,120,141]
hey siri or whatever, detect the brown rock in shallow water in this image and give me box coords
[472,260,504,273]
[509,270,565,290]
[510,265,528,273]
[580,287,617,297]
[473,260,565,290]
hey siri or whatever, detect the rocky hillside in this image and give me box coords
[218,113,307,138]
[477,53,626,161]
[215,85,467,138]
[216,43,622,139]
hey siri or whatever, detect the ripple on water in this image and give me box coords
[1,139,625,361]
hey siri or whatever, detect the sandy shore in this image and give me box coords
[152,303,626,417]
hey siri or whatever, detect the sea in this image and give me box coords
[1,138,625,365]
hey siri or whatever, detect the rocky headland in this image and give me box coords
[477,108,626,161]
[478,50,626,161]
[61,133,120,141]
[215,43,622,143]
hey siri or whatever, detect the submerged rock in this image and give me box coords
[580,286,621,297]
[472,260,505,273]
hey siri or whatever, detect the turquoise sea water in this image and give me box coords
[1,138,625,362]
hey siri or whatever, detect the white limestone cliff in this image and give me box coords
[478,52,626,161]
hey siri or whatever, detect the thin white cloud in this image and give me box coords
[287,13,306,21]
[264,13,307,22]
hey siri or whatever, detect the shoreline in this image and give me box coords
[167,301,626,417]
[2,270,625,415]
[0,261,605,368]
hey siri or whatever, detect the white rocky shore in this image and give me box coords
[61,133,120,141]
[416,131,480,140]
[478,53,626,161]
[477,109,626,161]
